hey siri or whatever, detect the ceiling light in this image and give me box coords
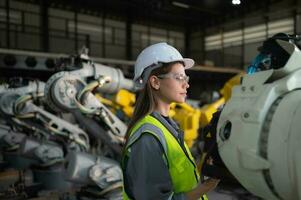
[232,0,241,5]
[172,1,190,9]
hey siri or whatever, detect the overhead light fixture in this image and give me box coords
[172,1,190,9]
[232,0,241,5]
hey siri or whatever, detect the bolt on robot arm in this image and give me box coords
[216,33,301,200]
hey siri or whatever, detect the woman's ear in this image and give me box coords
[149,75,160,90]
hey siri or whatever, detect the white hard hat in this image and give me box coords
[134,42,194,89]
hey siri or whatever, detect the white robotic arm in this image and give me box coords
[217,36,301,200]
[44,53,134,143]
[0,81,90,151]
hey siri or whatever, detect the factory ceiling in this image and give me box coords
[24,0,281,30]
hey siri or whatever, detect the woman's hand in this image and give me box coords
[201,178,220,191]
[185,178,220,200]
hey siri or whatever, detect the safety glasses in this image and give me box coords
[157,73,189,83]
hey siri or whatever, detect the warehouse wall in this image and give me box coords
[190,0,301,69]
[190,31,204,65]
[0,0,184,60]
[0,1,41,50]
[1,0,300,69]
[131,24,184,59]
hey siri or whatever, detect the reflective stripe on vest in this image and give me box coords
[122,114,208,200]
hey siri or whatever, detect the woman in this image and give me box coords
[122,43,219,200]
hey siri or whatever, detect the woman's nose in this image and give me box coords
[184,81,189,89]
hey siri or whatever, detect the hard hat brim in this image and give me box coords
[182,58,195,69]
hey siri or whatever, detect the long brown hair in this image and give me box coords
[124,61,182,145]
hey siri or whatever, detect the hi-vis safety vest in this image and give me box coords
[122,114,208,200]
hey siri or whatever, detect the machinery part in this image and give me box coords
[25,56,37,68]
[195,74,242,180]
[0,81,45,116]
[1,131,26,150]
[92,62,134,94]
[170,102,201,147]
[48,74,127,144]
[0,93,22,116]
[1,139,39,170]
[0,124,11,141]
[44,59,130,141]
[89,160,122,189]
[74,77,127,141]
[200,110,236,181]
[0,50,131,199]
[247,33,300,74]
[217,35,301,200]
[44,72,86,112]
[0,81,45,96]
[113,89,135,118]
[44,55,135,112]
[199,73,242,129]
[7,89,90,151]
[0,83,90,151]
[3,54,17,66]
[219,74,242,102]
[247,33,301,78]
[33,167,74,191]
[17,101,90,151]
[199,98,225,129]
[44,63,135,111]
[3,152,36,170]
[20,138,64,166]
[71,110,123,157]
[65,151,122,196]
[0,130,36,169]
[0,84,9,94]
[0,48,63,72]
[95,89,136,120]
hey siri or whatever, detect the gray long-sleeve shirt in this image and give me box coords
[123,113,187,200]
